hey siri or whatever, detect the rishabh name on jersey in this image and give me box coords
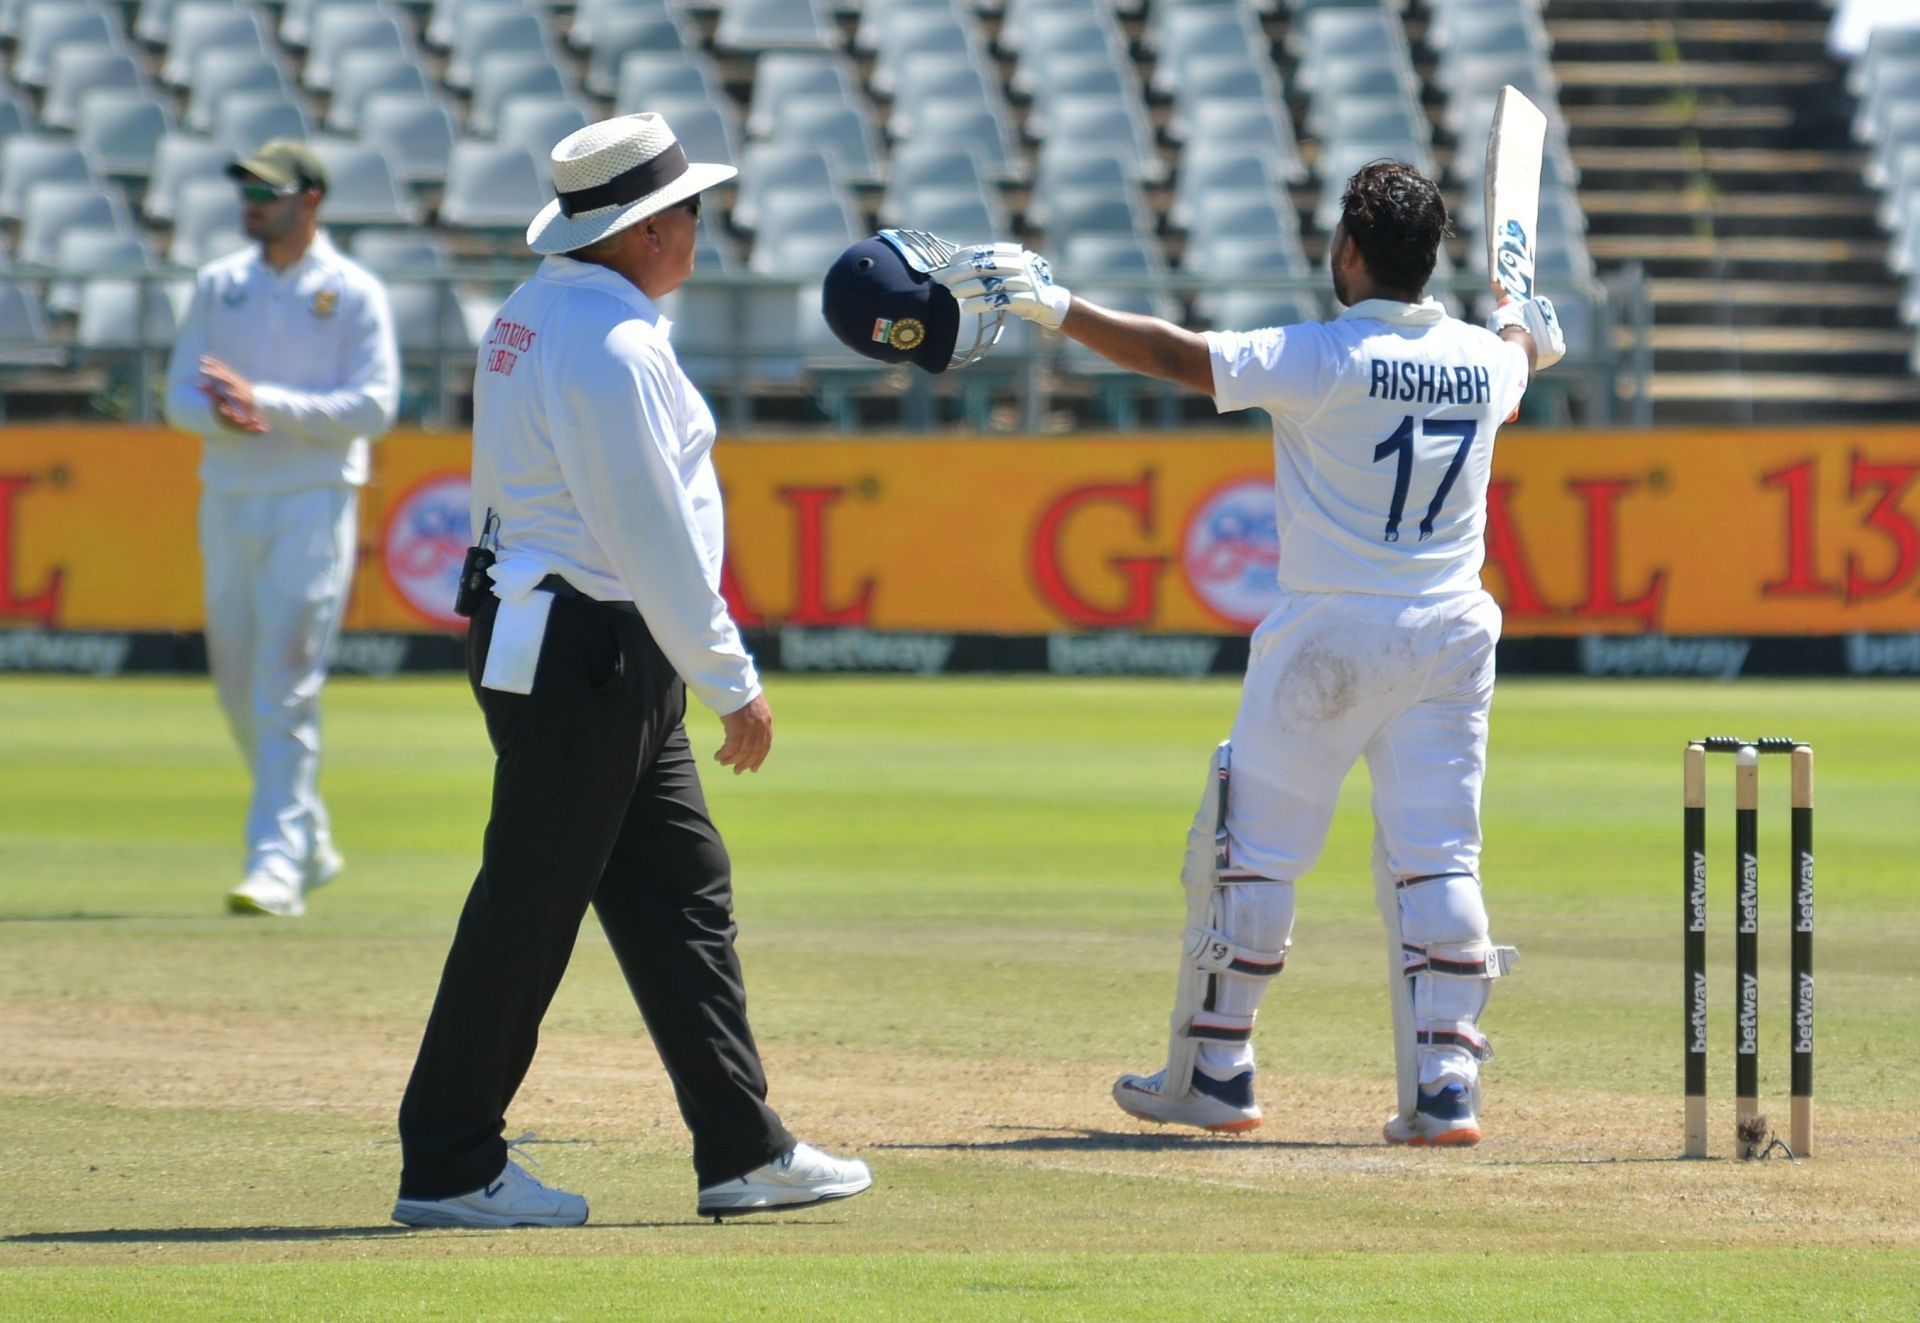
[1206,298,1530,599]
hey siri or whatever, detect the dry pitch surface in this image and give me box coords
[1,676,1915,1317]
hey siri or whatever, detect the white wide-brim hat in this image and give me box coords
[526,113,735,256]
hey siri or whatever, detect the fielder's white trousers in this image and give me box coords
[199,485,358,884]
[1223,588,1500,882]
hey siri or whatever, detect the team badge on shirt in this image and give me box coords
[311,289,338,318]
[871,317,923,351]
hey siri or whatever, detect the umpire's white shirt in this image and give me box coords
[164,231,399,492]
[469,256,760,717]
[1206,298,1529,598]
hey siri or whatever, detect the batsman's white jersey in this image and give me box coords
[1206,297,1529,598]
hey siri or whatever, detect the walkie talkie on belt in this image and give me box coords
[453,508,501,618]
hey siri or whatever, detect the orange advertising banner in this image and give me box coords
[2,425,1918,636]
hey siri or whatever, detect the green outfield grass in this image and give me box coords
[2,675,1916,1320]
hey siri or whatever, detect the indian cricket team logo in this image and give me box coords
[382,472,472,628]
[871,317,924,351]
[1181,476,1280,628]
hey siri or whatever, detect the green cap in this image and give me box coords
[226,139,328,194]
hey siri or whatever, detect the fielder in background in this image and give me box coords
[937,162,1564,1145]
[162,140,399,919]
[392,114,870,1229]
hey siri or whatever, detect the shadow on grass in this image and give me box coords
[876,1126,1372,1153]
[0,913,131,923]
[2,1221,711,1245]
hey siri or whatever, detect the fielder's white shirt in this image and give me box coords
[1206,298,1530,597]
[469,256,760,717]
[164,231,399,494]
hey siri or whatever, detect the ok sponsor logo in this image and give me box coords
[1738,972,1759,1055]
[1688,850,1707,932]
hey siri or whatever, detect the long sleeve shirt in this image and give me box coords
[163,231,399,494]
[468,256,760,716]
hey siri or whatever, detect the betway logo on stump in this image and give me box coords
[1688,850,1707,932]
[1689,971,1708,1056]
[1795,972,1815,1055]
[1738,973,1760,1055]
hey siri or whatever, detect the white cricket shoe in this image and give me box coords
[1383,1083,1482,1147]
[392,1158,588,1229]
[227,871,305,918]
[1112,1067,1262,1133]
[695,1142,872,1219]
[304,844,344,893]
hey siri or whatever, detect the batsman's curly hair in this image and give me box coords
[1339,161,1453,294]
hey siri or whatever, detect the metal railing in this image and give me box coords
[0,263,1650,431]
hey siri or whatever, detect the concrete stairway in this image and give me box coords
[1544,0,1920,423]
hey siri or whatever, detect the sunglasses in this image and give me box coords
[682,195,702,222]
[238,182,301,204]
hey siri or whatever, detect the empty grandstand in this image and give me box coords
[0,0,1911,429]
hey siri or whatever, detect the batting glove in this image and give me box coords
[935,243,1073,331]
[1487,295,1566,371]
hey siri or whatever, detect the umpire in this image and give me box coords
[393,114,870,1228]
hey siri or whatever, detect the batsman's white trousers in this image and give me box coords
[1222,588,1500,883]
[199,485,358,883]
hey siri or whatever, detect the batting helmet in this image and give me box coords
[821,229,1004,373]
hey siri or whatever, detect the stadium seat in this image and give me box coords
[0,283,61,364]
[870,10,985,97]
[469,52,576,137]
[307,139,418,224]
[135,0,183,47]
[581,11,696,100]
[281,0,386,50]
[448,4,557,92]
[1315,96,1432,151]
[1036,183,1152,242]
[494,98,593,159]
[853,0,944,53]
[616,51,724,120]
[715,0,836,54]
[890,56,1011,143]
[16,2,126,90]
[882,144,991,224]
[359,94,459,185]
[1431,8,1551,62]
[747,52,864,140]
[751,192,861,259]
[168,176,246,265]
[213,94,315,155]
[43,47,148,132]
[1035,95,1163,184]
[326,50,434,134]
[143,132,230,222]
[350,227,450,273]
[439,141,552,230]
[184,50,294,134]
[1012,9,1129,97]
[1847,23,1920,95]
[76,91,177,178]
[48,227,156,316]
[1150,5,1266,96]
[0,137,100,222]
[1185,100,1305,184]
[763,99,881,184]
[880,182,1008,241]
[75,276,178,349]
[569,0,680,52]
[162,3,271,88]
[18,181,131,266]
[732,142,840,232]
[1030,150,1130,225]
[896,101,1023,182]
[1169,145,1288,231]
[303,4,414,93]
[1869,102,1920,188]
[384,278,474,353]
[1168,61,1288,144]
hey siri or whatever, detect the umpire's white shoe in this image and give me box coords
[695,1142,872,1219]
[392,1159,588,1229]
[227,871,305,918]
[303,844,344,894]
[1113,1067,1263,1133]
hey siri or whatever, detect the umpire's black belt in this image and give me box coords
[535,573,641,617]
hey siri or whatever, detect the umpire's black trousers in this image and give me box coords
[397,587,794,1198]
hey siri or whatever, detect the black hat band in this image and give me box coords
[557,142,689,218]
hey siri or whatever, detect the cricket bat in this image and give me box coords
[1484,85,1548,305]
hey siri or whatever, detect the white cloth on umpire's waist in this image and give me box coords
[480,555,554,695]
